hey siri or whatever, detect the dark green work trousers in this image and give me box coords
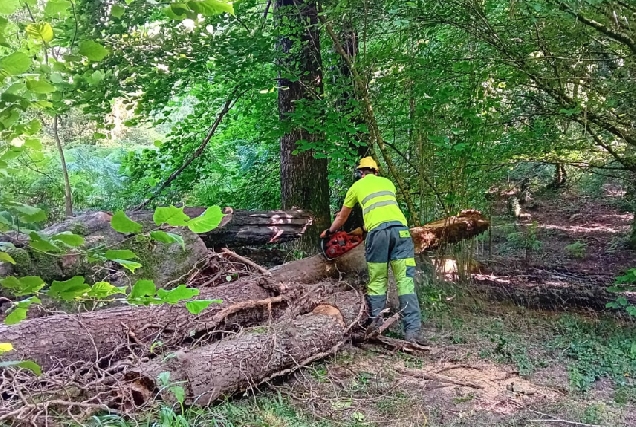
[364,222,422,335]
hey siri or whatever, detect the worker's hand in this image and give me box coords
[320,229,331,239]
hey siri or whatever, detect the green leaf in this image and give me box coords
[48,277,90,301]
[0,252,15,264]
[87,281,124,298]
[4,297,40,325]
[79,40,109,61]
[4,307,27,325]
[113,259,142,273]
[111,4,125,18]
[0,276,46,296]
[44,0,72,18]
[170,385,186,404]
[111,210,142,234]
[153,206,190,226]
[28,232,60,253]
[0,360,42,376]
[0,52,32,76]
[0,0,19,15]
[14,205,46,223]
[26,79,56,94]
[190,0,234,15]
[185,299,220,315]
[0,342,13,353]
[51,231,85,247]
[24,138,43,151]
[157,285,199,304]
[26,23,54,43]
[186,206,224,233]
[129,279,156,299]
[150,230,185,249]
[105,249,137,260]
[627,305,636,317]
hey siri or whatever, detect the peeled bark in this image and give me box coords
[126,291,363,406]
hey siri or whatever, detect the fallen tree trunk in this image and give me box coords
[410,209,490,253]
[0,210,489,369]
[126,290,365,406]
[0,279,278,369]
[469,269,632,311]
[181,208,313,247]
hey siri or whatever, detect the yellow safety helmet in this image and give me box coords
[358,156,378,171]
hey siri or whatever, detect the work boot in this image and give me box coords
[404,330,430,346]
[365,294,387,332]
[398,293,423,342]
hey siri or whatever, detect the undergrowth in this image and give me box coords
[89,395,339,427]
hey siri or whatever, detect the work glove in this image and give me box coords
[320,229,332,239]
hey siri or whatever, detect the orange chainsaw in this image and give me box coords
[320,227,365,260]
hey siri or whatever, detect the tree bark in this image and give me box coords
[276,0,330,251]
[126,291,364,406]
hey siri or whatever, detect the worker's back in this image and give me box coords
[343,174,408,231]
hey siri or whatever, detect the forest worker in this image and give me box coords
[320,157,423,343]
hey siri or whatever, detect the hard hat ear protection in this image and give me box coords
[353,169,363,181]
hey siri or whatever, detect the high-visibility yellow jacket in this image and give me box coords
[343,174,407,231]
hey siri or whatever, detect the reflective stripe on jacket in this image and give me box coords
[343,174,407,231]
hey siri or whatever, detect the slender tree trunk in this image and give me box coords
[53,115,73,217]
[275,0,330,251]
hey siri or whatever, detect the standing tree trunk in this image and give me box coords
[53,115,73,217]
[276,0,330,251]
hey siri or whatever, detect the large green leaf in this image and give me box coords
[51,231,85,247]
[0,0,19,15]
[150,230,185,249]
[4,297,40,325]
[0,360,42,376]
[28,232,60,253]
[48,277,90,301]
[185,299,221,315]
[26,79,56,94]
[129,279,156,299]
[157,285,199,304]
[113,259,142,273]
[0,252,15,264]
[79,40,109,61]
[153,205,190,226]
[13,204,46,223]
[26,23,54,43]
[105,249,137,260]
[189,0,234,15]
[44,0,72,18]
[186,206,223,233]
[87,281,124,298]
[0,52,32,76]
[0,276,46,296]
[111,210,142,234]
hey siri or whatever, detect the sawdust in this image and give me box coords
[399,361,559,414]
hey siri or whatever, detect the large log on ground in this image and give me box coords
[410,209,490,253]
[469,269,634,311]
[180,207,313,247]
[0,279,277,369]
[126,291,364,406]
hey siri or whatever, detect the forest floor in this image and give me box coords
[96,186,636,427]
